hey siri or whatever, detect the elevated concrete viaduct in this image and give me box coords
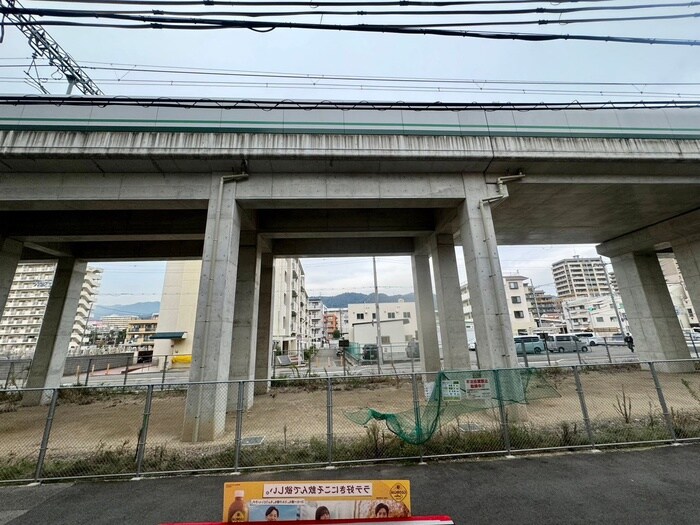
[1,98,699,440]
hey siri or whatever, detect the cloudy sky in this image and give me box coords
[1,1,696,308]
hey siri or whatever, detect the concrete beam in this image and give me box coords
[271,237,415,257]
[597,208,700,258]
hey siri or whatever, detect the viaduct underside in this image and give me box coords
[1,107,700,440]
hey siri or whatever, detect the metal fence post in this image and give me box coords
[649,362,677,443]
[84,358,92,387]
[689,337,699,359]
[572,366,596,448]
[603,338,612,363]
[519,341,529,368]
[123,355,130,387]
[574,339,583,365]
[326,377,334,468]
[161,356,168,391]
[34,388,59,482]
[492,369,512,456]
[134,385,154,478]
[411,372,425,464]
[233,380,245,473]
[5,361,14,389]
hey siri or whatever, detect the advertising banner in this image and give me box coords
[222,480,411,522]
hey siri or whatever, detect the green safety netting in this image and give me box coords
[345,369,561,445]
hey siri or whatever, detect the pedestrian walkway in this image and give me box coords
[0,444,698,524]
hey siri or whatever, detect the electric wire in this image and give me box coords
[3,18,698,47]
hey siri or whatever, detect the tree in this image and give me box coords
[332,329,341,339]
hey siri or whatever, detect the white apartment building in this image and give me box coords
[272,258,309,361]
[307,297,327,346]
[561,295,628,334]
[0,262,102,359]
[659,255,698,331]
[347,300,417,345]
[101,314,139,330]
[552,256,617,299]
[69,266,103,352]
[461,276,537,336]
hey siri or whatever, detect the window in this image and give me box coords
[514,311,525,319]
[387,312,396,319]
[403,312,411,319]
[372,313,376,320]
[356,313,364,320]
[381,336,391,344]
[511,296,522,304]
[596,317,604,323]
[610,317,617,322]
[509,282,519,290]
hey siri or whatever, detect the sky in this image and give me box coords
[1,1,697,310]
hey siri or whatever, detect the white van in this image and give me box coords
[545,334,588,353]
[513,335,544,354]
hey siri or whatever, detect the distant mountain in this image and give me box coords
[319,293,415,309]
[93,301,160,320]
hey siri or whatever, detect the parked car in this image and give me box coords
[573,332,595,344]
[588,334,626,346]
[513,335,543,354]
[545,334,588,353]
[406,340,420,358]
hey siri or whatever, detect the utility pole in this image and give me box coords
[0,0,103,95]
[372,257,383,374]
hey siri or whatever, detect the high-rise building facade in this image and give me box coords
[0,262,102,359]
[551,256,617,299]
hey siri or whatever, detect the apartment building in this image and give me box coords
[154,258,310,364]
[126,316,159,360]
[101,314,139,330]
[561,295,628,334]
[324,311,339,341]
[552,256,617,299]
[347,300,417,345]
[659,255,698,331]
[0,263,102,359]
[461,276,537,336]
[272,258,309,360]
[308,297,327,346]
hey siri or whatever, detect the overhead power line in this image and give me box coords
[30,0,637,7]
[0,0,103,95]
[2,16,699,47]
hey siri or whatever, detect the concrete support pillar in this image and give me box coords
[411,253,441,374]
[23,258,87,405]
[183,177,242,442]
[457,177,517,370]
[431,234,470,371]
[611,252,692,371]
[0,237,23,312]
[254,252,275,395]
[227,233,261,410]
[672,238,700,320]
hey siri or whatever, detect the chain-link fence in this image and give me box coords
[1,358,699,483]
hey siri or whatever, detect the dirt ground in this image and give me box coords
[1,368,699,459]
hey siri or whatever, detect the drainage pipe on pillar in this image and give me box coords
[478,173,525,366]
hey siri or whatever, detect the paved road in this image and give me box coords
[1,443,699,524]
